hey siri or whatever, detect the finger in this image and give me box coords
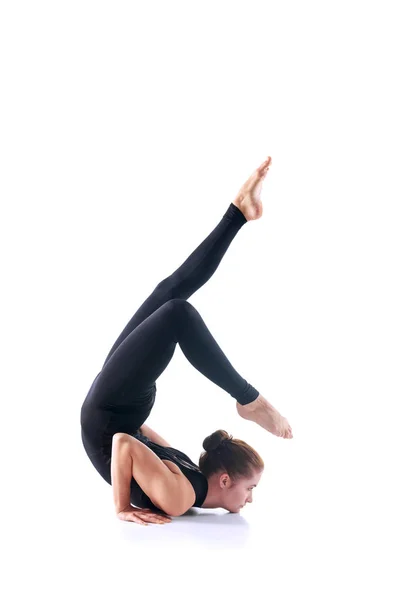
[139,510,165,523]
[144,516,166,524]
[132,517,148,526]
[152,511,173,522]
[140,513,170,525]
[143,508,171,521]
[150,515,172,524]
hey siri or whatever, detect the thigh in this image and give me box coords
[99,300,179,397]
[102,278,173,368]
[81,435,113,485]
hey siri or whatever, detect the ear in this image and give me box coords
[220,473,230,487]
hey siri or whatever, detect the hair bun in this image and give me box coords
[202,429,233,452]
[199,429,264,482]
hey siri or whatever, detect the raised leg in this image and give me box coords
[102,156,272,368]
[102,202,248,368]
[92,156,293,439]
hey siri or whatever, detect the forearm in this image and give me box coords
[111,438,133,513]
[139,423,171,448]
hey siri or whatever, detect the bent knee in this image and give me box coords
[160,298,194,320]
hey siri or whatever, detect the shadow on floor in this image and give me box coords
[117,507,252,550]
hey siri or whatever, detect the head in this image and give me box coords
[199,429,264,513]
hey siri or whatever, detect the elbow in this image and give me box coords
[164,507,183,518]
[161,498,191,518]
[154,500,180,518]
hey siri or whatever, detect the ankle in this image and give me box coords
[236,396,260,418]
[232,198,245,217]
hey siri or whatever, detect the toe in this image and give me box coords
[249,158,271,184]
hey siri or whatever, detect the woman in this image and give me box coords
[80,156,293,526]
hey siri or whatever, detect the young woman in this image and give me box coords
[80,156,293,526]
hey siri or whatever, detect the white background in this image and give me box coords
[1,1,399,598]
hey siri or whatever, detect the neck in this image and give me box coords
[200,482,223,509]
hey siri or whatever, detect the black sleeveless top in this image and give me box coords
[129,432,208,511]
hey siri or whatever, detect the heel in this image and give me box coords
[236,398,259,419]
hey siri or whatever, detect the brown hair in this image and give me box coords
[199,429,264,483]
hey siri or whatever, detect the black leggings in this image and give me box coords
[80,202,259,484]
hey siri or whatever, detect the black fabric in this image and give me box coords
[80,202,259,507]
[129,433,208,510]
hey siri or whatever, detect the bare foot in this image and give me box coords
[236,394,293,439]
[232,156,272,221]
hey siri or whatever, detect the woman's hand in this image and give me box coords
[117,506,172,526]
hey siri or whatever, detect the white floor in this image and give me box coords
[4,413,398,600]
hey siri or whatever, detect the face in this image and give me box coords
[223,470,263,513]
